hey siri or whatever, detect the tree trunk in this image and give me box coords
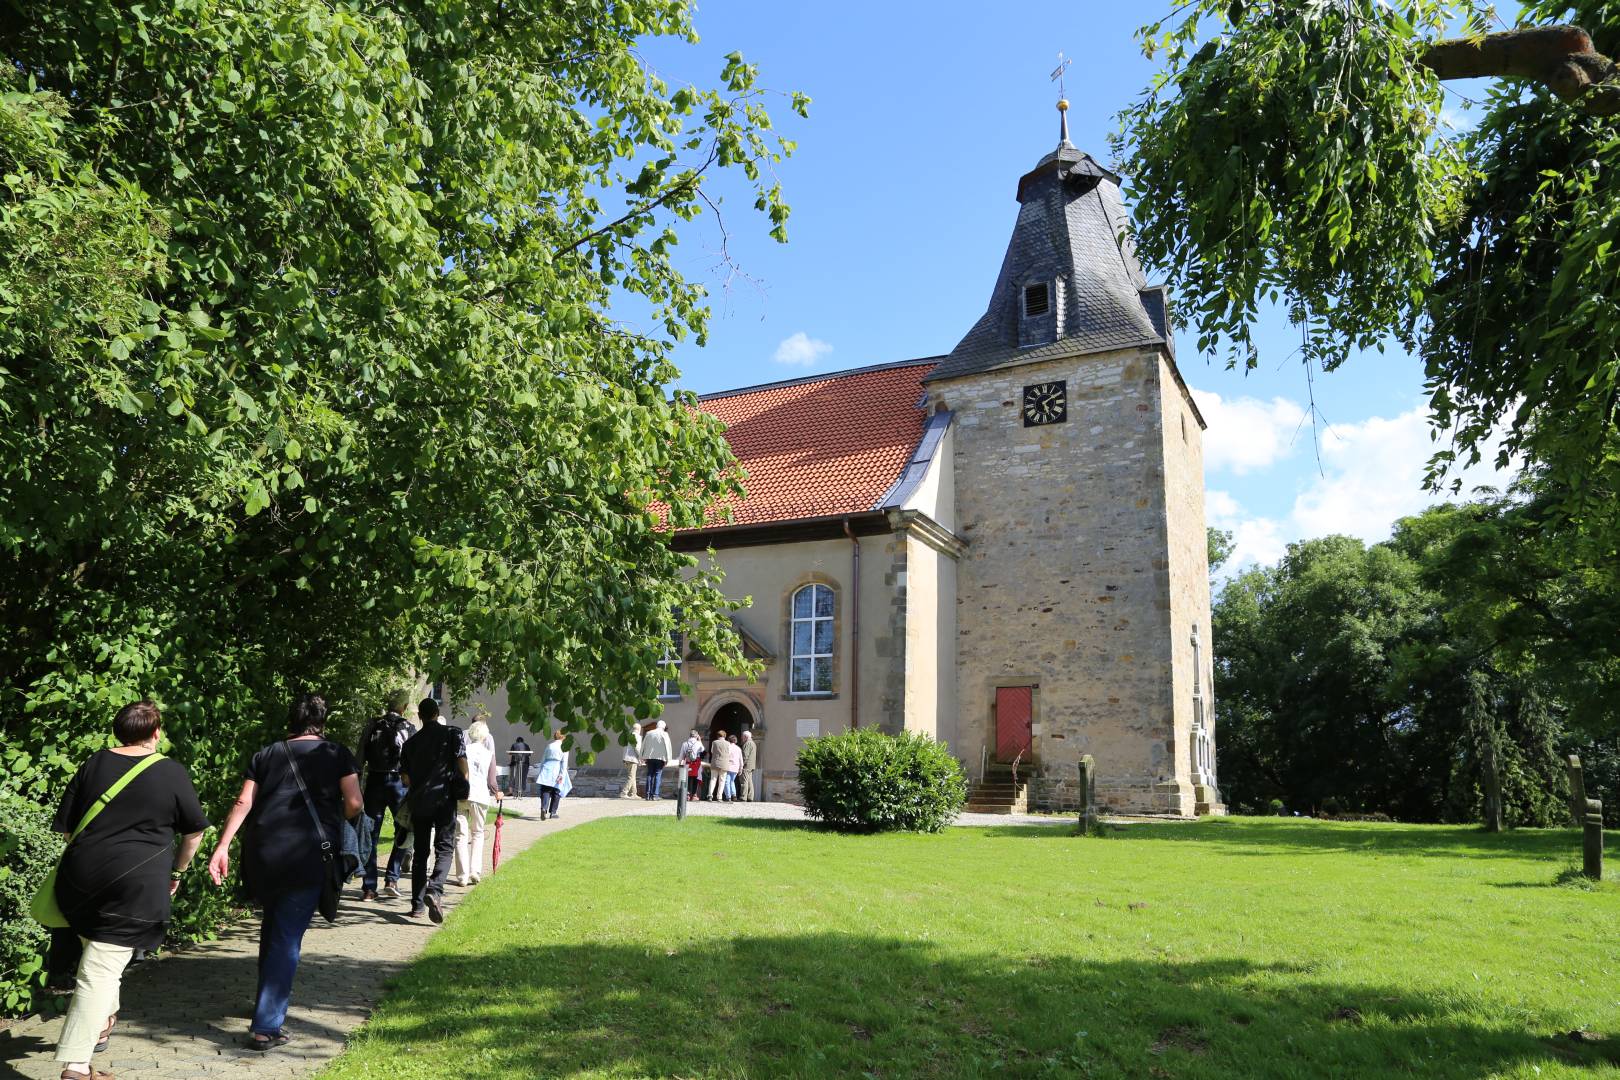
[1423,26,1620,116]
[1481,735,1504,833]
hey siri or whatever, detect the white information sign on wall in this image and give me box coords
[796,718,820,740]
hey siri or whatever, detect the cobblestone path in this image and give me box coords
[1,798,1063,1079]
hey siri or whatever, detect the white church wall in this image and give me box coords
[899,421,956,532]
[901,533,958,754]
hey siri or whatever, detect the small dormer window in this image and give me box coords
[1023,282,1050,317]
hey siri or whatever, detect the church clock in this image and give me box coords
[1022,380,1067,426]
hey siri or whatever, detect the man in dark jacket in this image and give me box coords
[508,736,533,797]
[356,690,414,901]
[399,697,467,923]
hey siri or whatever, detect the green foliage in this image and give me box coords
[1207,526,1235,577]
[1119,0,1471,369]
[1120,1,1620,514]
[796,729,967,833]
[0,796,60,1013]
[1214,496,1619,824]
[0,0,801,1013]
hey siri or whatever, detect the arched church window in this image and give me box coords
[790,584,835,695]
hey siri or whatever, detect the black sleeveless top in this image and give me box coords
[52,750,209,949]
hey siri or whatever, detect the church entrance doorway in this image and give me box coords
[707,701,754,741]
[994,686,1033,763]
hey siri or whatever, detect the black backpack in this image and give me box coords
[363,714,407,775]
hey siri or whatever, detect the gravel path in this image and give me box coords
[0,797,1066,1079]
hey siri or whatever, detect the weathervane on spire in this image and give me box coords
[1050,51,1073,146]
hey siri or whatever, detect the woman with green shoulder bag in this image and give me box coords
[40,701,208,1080]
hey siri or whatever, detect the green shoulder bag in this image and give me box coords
[30,753,166,929]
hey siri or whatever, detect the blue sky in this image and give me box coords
[632,2,1516,570]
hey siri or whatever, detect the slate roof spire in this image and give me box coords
[926,114,1172,384]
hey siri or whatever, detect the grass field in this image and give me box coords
[318,816,1619,1079]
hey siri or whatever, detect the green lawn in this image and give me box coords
[319,816,1619,1079]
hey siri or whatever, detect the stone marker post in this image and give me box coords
[677,765,688,820]
[1077,755,1096,833]
[1566,755,1604,880]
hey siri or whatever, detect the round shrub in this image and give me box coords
[796,728,967,833]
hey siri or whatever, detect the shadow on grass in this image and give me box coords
[708,816,1590,863]
[336,934,1619,1080]
[1061,818,1598,862]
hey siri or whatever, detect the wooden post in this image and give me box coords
[1581,798,1604,881]
[1077,755,1096,833]
[1567,755,1604,880]
[1567,754,1587,821]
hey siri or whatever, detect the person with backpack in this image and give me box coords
[355,690,413,901]
[398,697,468,923]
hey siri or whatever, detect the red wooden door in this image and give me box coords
[995,686,1033,762]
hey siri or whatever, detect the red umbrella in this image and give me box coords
[491,802,504,871]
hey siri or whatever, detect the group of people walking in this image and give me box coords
[622,719,756,802]
[41,691,506,1079]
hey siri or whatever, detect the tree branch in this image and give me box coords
[1423,25,1620,116]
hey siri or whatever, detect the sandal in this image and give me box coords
[94,1014,116,1053]
[247,1030,291,1052]
[60,1069,115,1080]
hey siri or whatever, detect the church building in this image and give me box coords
[492,110,1219,815]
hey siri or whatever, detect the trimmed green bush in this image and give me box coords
[796,729,966,833]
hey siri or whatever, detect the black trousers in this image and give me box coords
[410,802,456,908]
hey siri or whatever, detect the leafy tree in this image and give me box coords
[1207,526,1235,577]
[1214,499,1614,824]
[0,0,798,1002]
[1213,536,1434,816]
[1119,1,1620,511]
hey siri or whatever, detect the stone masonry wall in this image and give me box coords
[930,346,1195,815]
[1158,354,1217,809]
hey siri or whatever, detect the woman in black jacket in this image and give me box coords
[51,700,208,1080]
[207,694,361,1051]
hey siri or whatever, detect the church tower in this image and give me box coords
[924,104,1218,815]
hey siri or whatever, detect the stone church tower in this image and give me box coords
[470,106,1217,817]
[924,106,1218,814]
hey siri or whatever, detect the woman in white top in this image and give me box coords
[450,719,501,886]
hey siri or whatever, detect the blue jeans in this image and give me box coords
[362,775,408,891]
[644,759,666,798]
[539,785,561,815]
[723,772,737,800]
[253,885,322,1037]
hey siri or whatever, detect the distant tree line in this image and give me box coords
[1209,482,1620,827]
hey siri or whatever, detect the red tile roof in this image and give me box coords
[688,360,938,528]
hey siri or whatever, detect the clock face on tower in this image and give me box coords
[1022,380,1068,426]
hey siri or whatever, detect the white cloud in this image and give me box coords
[1207,489,1287,571]
[772,331,833,367]
[1198,398,1519,575]
[1191,390,1308,475]
[1291,406,1515,542]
